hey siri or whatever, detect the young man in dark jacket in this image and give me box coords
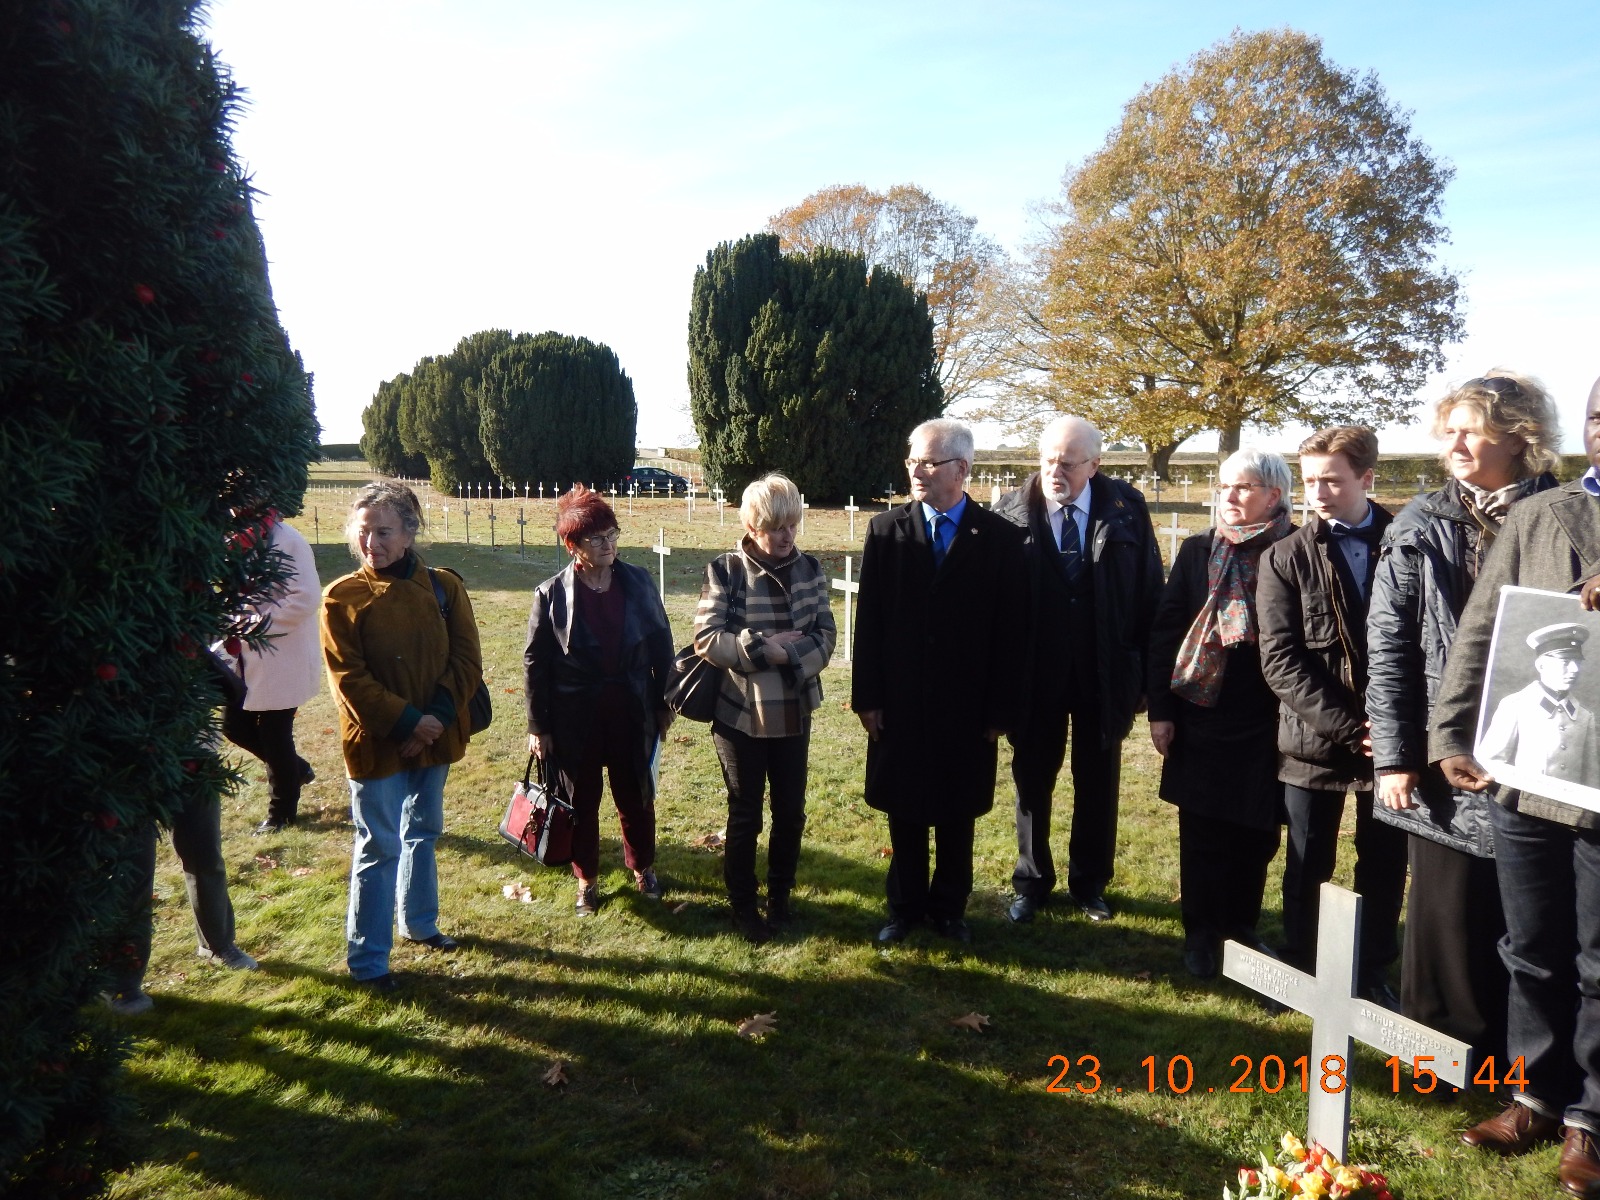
[992,415,1161,924]
[1258,425,1406,1008]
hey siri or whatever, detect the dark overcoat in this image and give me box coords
[851,496,1027,823]
[1365,476,1557,854]
[992,470,1162,745]
[524,560,673,806]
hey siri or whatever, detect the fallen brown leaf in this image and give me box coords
[673,734,693,745]
[253,854,277,870]
[737,1011,777,1039]
[690,830,725,850]
[542,1061,569,1087]
[291,866,313,878]
[1133,970,1152,982]
[671,901,689,914]
[876,847,893,858]
[1421,1147,1435,1158]
[949,1012,990,1033]
[502,882,533,903]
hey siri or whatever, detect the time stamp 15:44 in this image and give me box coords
[1047,1053,1529,1095]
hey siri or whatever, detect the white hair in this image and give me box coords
[909,418,974,468]
[1220,447,1292,509]
[1039,415,1103,458]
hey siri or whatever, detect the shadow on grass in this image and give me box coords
[117,946,1284,1200]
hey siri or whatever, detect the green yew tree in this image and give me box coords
[395,330,509,491]
[478,332,637,490]
[0,3,317,1193]
[688,234,942,501]
[360,372,429,478]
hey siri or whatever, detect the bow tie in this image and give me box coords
[1328,522,1381,546]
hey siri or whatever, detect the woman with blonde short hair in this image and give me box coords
[693,473,836,942]
[1367,369,1561,1066]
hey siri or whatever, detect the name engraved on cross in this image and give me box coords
[1222,882,1471,1162]
[653,528,671,601]
[831,555,859,664]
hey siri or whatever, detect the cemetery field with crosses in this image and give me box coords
[108,462,1560,1199]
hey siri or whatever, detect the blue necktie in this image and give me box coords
[1059,508,1084,583]
[931,513,952,567]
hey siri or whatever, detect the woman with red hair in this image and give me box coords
[524,486,674,915]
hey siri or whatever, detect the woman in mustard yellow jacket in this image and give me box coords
[321,482,481,991]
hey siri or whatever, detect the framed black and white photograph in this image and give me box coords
[1476,585,1600,813]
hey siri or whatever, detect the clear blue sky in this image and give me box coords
[201,0,1599,454]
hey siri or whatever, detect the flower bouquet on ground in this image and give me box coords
[1224,1132,1395,1199]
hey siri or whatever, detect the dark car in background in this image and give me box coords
[624,466,690,496]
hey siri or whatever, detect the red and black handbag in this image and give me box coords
[498,754,575,867]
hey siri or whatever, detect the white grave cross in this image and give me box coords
[1223,883,1471,1161]
[652,527,671,601]
[831,556,860,664]
[799,493,810,535]
[1163,512,1192,559]
[845,496,860,543]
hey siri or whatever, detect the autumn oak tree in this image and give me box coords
[767,184,1004,407]
[990,29,1463,475]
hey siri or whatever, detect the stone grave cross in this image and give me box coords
[652,528,671,601]
[831,556,860,664]
[1222,882,1471,1161]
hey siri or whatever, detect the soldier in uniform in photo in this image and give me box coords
[1479,623,1600,788]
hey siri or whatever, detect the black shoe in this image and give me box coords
[357,973,401,994]
[935,917,972,944]
[732,905,772,944]
[252,819,286,836]
[1076,894,1113,922]
[1183,945,1218,979]
[1225,931,1277,959]
[408,933,458,951]
[1359,980,1400,1012]
[877,917,913,944]
[1008,894,1040,924]
[298,758,315,785]
[766,893,793,929]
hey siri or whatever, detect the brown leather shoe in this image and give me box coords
[1561,1127,1600,1197]
[1461,1101,1561,1155]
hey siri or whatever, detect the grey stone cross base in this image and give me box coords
[1222,882,1473,1161]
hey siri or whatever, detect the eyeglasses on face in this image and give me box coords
[583,528,622,547]
[1044,456,1096,473]
[905,457,960,472]
[1219,481,1269,494]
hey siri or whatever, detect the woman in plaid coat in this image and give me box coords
[694,474,837,942]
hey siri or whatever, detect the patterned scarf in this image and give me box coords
[1170,508,1293,707]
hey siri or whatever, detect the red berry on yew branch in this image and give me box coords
[133,283,155,305]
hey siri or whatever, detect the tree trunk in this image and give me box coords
[1217,422,1243,458]
[1147,442,1179,481]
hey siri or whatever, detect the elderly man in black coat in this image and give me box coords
[853,417,1027,944]
[992,415,1161,924]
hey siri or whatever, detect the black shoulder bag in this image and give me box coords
[664,556,745,723]
[427,566,493,735]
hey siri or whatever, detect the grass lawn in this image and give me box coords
[103,483,1560,1199]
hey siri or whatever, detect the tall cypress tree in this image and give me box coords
[360,372,429,478]
[0,3,317,1192]
[395,330,510,491]
[688,234,941,501]
[478,331,637,490]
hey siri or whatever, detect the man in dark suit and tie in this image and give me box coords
[1258,424,1407,1009]
[993,415,1161,924]
[853,418,1027,944]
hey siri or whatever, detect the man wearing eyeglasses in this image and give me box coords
[853,418,1027,944]
[993,415,1161,925]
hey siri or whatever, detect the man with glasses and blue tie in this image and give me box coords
[853,418,1026,944]
[994,415,1161,926]
[1258,424,1407,1009]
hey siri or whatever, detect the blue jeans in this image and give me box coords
[1491,801,1600,1132]
[346,764,447,981]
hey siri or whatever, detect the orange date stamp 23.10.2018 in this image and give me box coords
[1046,1053,1528,1096]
